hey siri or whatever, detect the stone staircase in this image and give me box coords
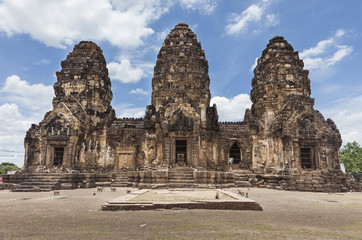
[167,166,195,187]
[11,172,62,192]
[234,173,252,187]
[111,172,129,187]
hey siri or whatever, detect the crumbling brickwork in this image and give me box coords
[6,23,359,192]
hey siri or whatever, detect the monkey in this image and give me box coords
[33,186,40,192]
[238,189,245,197]
[215,192,220,199]
[110,187,116,192]
[97,187,104,192]
[53,190,60,196]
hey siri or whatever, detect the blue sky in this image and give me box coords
[1,0,362,167]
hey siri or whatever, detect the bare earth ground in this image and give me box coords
[0,187,361,240]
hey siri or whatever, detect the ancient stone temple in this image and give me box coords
[4,23,360,192]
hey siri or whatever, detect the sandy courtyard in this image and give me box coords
[0,187,361,239]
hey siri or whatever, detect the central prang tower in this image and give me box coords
[151,22,211,120]
[146,22,218,168]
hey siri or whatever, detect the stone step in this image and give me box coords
[166,183,196,188]
[12,187,53,192]
[111,183,128,187]
[168,173,194,178]
[235,181,252,187]
[21,180,60,185]
[168,179,195,183]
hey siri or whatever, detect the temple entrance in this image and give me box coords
[301,147,314,169]
[53,147,64,166]
[229,143,241,164]
[175,140,187,165]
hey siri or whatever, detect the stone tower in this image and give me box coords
[246,36,342,171]
[24,41,114,169]
[146,23,218,168]
[54,41,114,127]
[152,22,211,119]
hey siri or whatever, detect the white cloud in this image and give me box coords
[210,94,251,121]
[179,0,217,15]
[299,29,353,70]
[322,95,362,145]
[225,0,277,35]
[0,0,169,49]
[0,76,54,167]
[129,88,148,95]
[250,57,259,72]
[114,103,145,118]
[0,103,35,167]
[108,59,144,83]
[34,58,51,65]
[157,28,171,40]
[1,75,54,113]
[266,13,279,27]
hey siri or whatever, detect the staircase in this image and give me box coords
[234,173,252,187]
[111,172,129,187]
[167,166,195,187]
[11,172,62,192]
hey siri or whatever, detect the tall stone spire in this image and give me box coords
[250,36,311,110]
[53,41,114,126]
[151,23,211,112]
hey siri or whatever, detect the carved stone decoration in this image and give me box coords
[6,24,359,193]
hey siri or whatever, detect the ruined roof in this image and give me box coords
[151,22,211,109]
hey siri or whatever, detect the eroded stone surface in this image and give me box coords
[4,24,360,192]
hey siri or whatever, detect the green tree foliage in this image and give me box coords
[340,141,362,179]
[0,162,20,177]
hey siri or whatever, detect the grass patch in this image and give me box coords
[340,222,362,231]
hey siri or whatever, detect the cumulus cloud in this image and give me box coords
[0,103,36,167]
[210,94,251,121]
[0,76,54,166]
[114,103,145,118]
[179,0,217,15]
[299,29,353,70]
[1,75,54,113]
[108,60,144,83]
[322,95,362,145]
[225,0,278,35]
[129,88,148,95]
[0,0,169,49]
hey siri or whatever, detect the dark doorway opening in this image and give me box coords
[301,147,313,169]
[229,143,241,164]
[54,147,64,166]
[175,140,187,165]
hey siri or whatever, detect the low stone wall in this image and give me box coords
[234,169,361,192]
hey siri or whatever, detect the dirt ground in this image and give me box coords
[0,187,361,240]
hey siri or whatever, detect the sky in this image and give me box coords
[0,0,362,167]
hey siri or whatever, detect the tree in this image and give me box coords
[0,162,20,177]
[340,141,362,181]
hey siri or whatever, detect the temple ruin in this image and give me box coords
[4,23,361,192]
